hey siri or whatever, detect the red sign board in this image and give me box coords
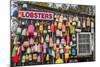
[18,11,54,20]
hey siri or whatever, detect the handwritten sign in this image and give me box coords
[18,11,54,20]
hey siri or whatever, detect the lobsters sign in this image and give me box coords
[18,11,54,20]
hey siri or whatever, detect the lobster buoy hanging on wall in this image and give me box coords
[51,23,55,33]
[62,24,66,32]
[66,34,70,45]
[66,20,70,28]
[27,24,34,36]
[23,41,29,47]
[64,45,71,63]
[58,22,63,30]
[16,26,22,35]
[87,17,91,27]
[13,54,19,65]
[66,28,70,47]
[59,15,63,23]
[39,25,43,33]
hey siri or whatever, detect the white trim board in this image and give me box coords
[16,0,96,5]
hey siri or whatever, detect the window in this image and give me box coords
[77,32,92,56]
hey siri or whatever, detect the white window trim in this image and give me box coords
[77,32,92,56]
